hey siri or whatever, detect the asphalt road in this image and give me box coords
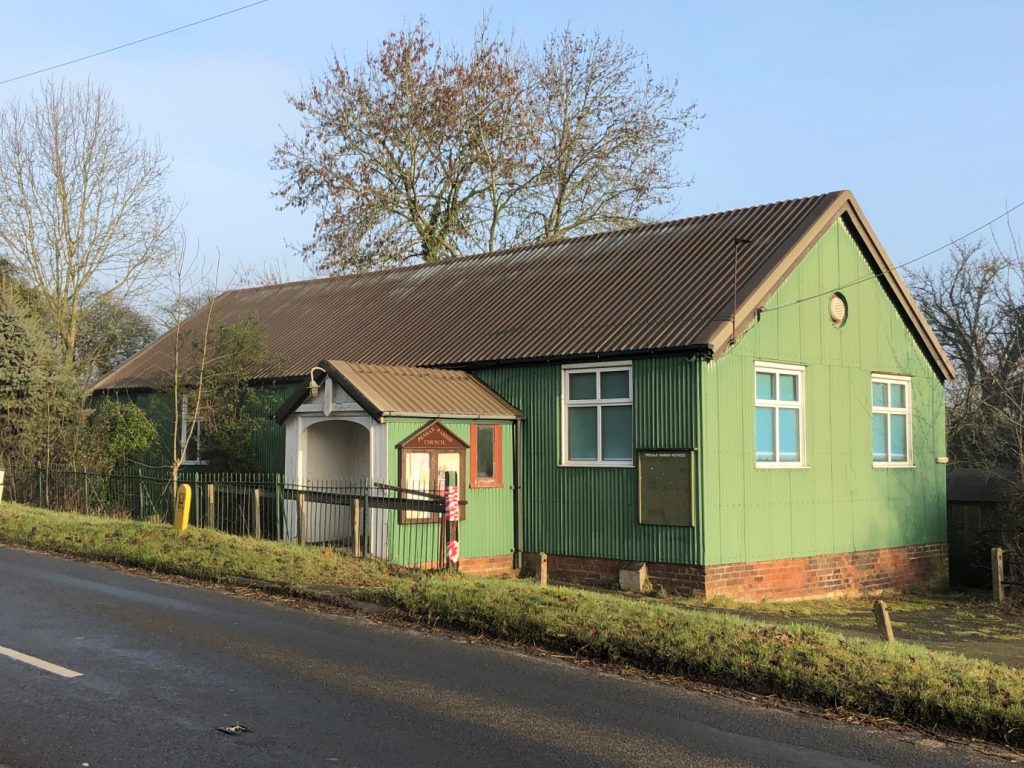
[0,546,1012,768]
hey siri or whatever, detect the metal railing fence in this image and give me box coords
[3,466,451,569]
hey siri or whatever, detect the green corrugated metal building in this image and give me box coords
[93,190,954,598]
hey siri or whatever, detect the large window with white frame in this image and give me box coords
[562,362,633,465]
[754,362,805,467]
[871,375,912,466]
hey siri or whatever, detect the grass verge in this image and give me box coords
[3,503,1023,747]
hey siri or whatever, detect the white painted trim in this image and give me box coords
[754,361,807,469]
[560,362,634,466]
[871,373,913,468]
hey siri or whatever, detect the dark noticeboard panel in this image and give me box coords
[638,450,694,527]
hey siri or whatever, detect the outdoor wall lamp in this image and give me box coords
[308,366,327,399]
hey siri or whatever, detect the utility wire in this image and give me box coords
[763,199,1024,313]
[0,0,270,86]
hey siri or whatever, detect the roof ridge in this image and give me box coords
[224,190,849,296]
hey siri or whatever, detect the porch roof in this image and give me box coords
[275,360,522,423]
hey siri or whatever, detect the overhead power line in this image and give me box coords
[763,199,1024,313]
[0,0,271,87]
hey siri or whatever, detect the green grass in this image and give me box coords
[0,503,396,589]
[3,502,1024,747]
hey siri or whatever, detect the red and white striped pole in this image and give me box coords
[444,471,460,569]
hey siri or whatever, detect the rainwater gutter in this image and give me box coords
[512,417,524,571]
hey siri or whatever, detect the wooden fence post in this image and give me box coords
[352,498,362,557]
[993,547,1005,603]
[297,492,307,546]
[251,488,262,539]
[205,484,216,529]
[873,599,895,642]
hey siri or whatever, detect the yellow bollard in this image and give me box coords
[174,483,192,531]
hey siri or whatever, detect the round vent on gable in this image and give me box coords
[829,292,848,327]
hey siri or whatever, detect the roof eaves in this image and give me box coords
[323,360,385,421]
[704,190,849,356]
[840,197,956,381]
[379,410,522,421]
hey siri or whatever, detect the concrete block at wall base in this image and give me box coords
[618,562,651,593]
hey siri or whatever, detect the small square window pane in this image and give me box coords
[889,383,906,408]
[778,408,800,462]
[600,370,630,399]
[872,413,888,462]
[756,372,775,400]
[778,374,799,402]
[890,415,908,462]
[568,406,598,460]
[476,425,495,479]
[601,405,633,460]
[755,406,775,462]
[568,372,597,401]
[872,381,887,407]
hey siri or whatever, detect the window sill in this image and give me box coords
[872,462,915,469]
[560,461,634,469]
[755,463,809,469]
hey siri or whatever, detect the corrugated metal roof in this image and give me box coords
[275,360,521,422]
[93,190,954,392]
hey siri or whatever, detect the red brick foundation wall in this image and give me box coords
[534,543,948,600]
[459,554,515,576]
[703,543,948,601]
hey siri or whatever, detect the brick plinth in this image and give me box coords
[531,543,948,600]
[704,543,948,600]
[410,554,515,576]
[458,554,515,576]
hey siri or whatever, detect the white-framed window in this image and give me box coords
[872,375,912,467]
[562,362,633,466]
[754,362,805,467]
[179,397,204,465]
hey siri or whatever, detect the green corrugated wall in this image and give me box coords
[98,216,946,570]
[476,356,703,564]
[477,218,946,568]
[700,219,946,565]
[386,419,514,564]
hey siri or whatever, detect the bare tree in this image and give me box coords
[526,27,699,241]
[165,243,217,488]
[908,226,1024,563]
[909,236,1024,472]
[273,19,700,273]
[0,80,179,370]
[273,20,526,271]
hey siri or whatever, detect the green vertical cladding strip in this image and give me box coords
[701,218,947,566]
[248,383,293,473]
[386,419,514,565]
[476,356,703,565]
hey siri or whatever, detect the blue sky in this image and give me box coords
[0,1,1021,284]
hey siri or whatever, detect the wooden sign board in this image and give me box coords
[400,420,468,451]
[637,450,694,527]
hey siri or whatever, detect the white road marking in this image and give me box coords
[0,645,82,678]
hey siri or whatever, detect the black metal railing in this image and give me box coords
[3,466,454,570]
